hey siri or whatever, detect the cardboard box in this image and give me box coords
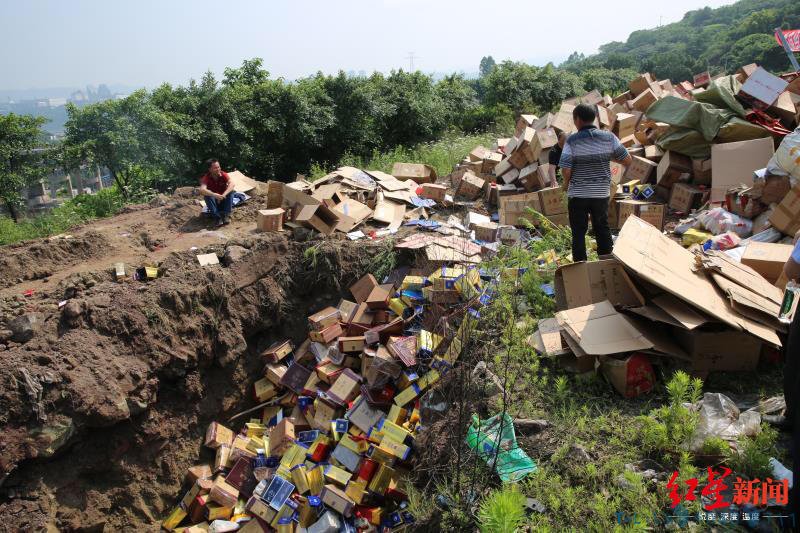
[555,300,653,356]
[629,73,654,96]
[264,339,293,362]
[294,203,340,236]
[770,182,800,236]
[626,156,658,183]
[741,242,793,284]
[691,158,712,186]
[257,208,285,232]
[391,163,437,184]
[420,183,446,202]
[613,216,780,348]
[537,186,566,216]
[630,88,657,112]
[552,110,576,134]
[457,172,486,199]
[614,113,637,139]
[482,151,502,174]
[327,368,362,405]
[617,200,664,230]
[518,163,542,192]
[546,212,570,226]
[675,328,761,372]
[739,67,788,107]
[473,222,499,242]
[350,274,379,304]
[309,307,340,331]
[205,422,234,449]
[553,259,644,311]
[499,192,541,226]
[710,137,775,203]
[693,71,711,88]
[598,353,655,398]
[668,183,706,213]
[644,145,664,162]
[656,151,692,190]
[537,164,555,189]
[366,284,392,310]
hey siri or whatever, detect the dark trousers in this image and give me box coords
[567,197,613,262]
[205,194,232,219]
[786,309,800,519]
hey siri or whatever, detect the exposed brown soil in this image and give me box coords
[0,192,393,531]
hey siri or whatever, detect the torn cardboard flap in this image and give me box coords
[710,273,782,329]
[698,250,784,306]
[651,294,708,330]
[534,317,569,356]
[373,196,406,231]
[555,300,653,356]
[227,170,262,193]
[612,216,780,347]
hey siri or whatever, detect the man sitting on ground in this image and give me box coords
[199,158,235,226]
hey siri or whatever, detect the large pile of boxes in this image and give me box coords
[162,262,495,531]
[453,64,799,240]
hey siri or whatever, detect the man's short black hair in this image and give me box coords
[573,104,596,124]
[205,158,219,169]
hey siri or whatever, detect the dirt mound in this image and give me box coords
[0,231,383,530]
[0,232,112,289]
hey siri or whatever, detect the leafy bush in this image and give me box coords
[477,486,526,533]
[639,371,703,457]
[730,424,779,480]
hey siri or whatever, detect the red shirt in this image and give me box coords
[201,171,230,195]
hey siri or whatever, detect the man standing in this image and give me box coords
[547,132,568,187]
[559,104,632,262]
[199,158,235,226]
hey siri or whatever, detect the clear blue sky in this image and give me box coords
[2,0,735,91]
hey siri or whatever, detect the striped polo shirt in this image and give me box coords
[559,125,629,199]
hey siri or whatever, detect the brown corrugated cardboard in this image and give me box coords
[614,113,637,139]
[691,158,712,186]
[257,209,285,232]
[420,183,446,202]
[553,260,644,311]
[499,192,541,226]
[391,163,437,184]
[295,204,340,236]
[630,89,657,112]
[555,300,653,355]
[617,200,664,230]
[675,328,761,373]
[710,137,775,202]
[457,172,486,199]
[612,216,781,347]
[656,151,692,190]
[538,186,566,216]
[741,242,793,283]
[626,156,658,183]
[769,182,800,236]
[669,183,706,213]
[598,354,655,398]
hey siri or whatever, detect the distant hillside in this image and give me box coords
[562,0,800,80]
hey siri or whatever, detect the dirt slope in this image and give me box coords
[0,192,385,530]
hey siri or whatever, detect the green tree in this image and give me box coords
[479,56,496,77]
[0,114,49,221]
[63,91,186,196]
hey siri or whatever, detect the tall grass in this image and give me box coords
[310,130,502,180]
[0,187,128,245]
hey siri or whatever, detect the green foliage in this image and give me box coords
[0,186,127,245]
[730,424,779,480]
[0,113,50,221]
[477,486,526,533]
[479,56,497,78]
[700,437,731,458]
[565,0,800,79]
[481,61,583,113]
[639,371,703,457]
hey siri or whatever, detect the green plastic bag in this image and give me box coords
[466,412,537,482]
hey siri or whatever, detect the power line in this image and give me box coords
[405,52,419,72]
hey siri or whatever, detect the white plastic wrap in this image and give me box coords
[690,393,761,452]
[697,207,753,237]
[767,126,800,182]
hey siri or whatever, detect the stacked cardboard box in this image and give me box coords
[163,263,490,531]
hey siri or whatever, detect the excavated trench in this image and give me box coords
[0,234,388,531]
